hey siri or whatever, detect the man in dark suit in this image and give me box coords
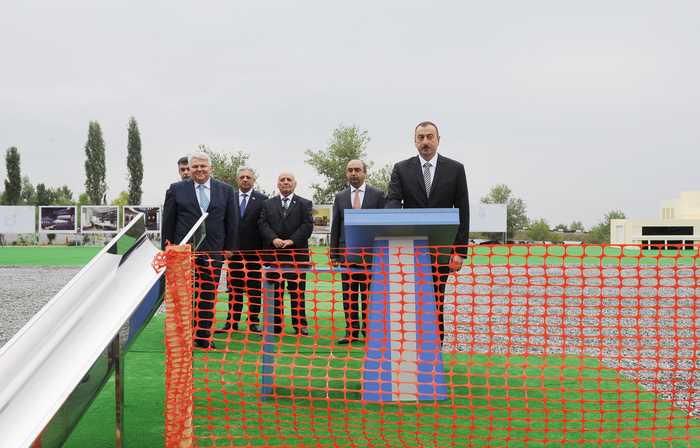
[258,172,314,335]
[386,121,470,342]
[177,156,190,180]
[330,159,386,344]
[162,151,239,349]
[218,166,268,333]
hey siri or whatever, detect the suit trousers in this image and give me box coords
[227,254,263,324]
[194,255,222,342]
[430,247,455,343]
[265,270,308,334]
[341,267,370,338]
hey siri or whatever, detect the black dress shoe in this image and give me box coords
[336,330,352,345]
[215,322,232,333]
[300,327,309,336]
[249,324,262,333]
[194,339,215,349]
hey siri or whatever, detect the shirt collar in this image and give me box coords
[281,192,294,202]
[239,189,253,196]
[352,182,366,192]
[419,153,438,166]
[194,178,211,190]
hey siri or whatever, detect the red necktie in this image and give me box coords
[353,189,361,209]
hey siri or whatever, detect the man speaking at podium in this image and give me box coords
[385,121,470,342]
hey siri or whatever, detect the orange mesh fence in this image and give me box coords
[163,244,700,448]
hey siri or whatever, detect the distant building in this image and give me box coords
[611,191,700,246]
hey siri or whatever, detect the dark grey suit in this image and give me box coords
[386,153,469,341]
[228,189,268,326]
[162,178,239,346]
[258,194,314,334]
[330,185,385,338]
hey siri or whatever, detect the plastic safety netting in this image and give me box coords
[162,244,700,447]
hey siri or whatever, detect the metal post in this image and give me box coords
[108,334,124,447]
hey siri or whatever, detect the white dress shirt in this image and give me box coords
[194,179,212,213]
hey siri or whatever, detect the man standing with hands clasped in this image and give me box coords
[386,121,470,343]
[258,172,314,335]
[330,159,385,345]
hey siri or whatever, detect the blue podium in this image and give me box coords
[345,209,459,402]
[258,209,460,403]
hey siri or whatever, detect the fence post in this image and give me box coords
[163,244,194,447]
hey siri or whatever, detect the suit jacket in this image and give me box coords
[330,184,386,259]
[386,154,470,253]
[258,194,314,263]
[161,178,239,253]
[235,189,268,251]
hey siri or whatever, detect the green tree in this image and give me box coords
[84,121,107,205]
[36,183,53,206]
[54,185,74,205]
[3,147,22,205]
[366,163,393,194]
[570,220,584,232]
[111,190,130,227]
[126,116,143,205]
[199,145,250,188]
[305,124,372,204]
[527,218,554,242]
[555,223,568,231]
[21,176,37,205]
[586,210,626,244]
[480,184,528,239]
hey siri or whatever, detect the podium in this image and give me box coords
[345,209,459,402]
[258,209,460,403]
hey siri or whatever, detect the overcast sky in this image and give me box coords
[2,1,699,230]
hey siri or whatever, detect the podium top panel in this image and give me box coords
[345,208,460,226]
[344,209,460,248]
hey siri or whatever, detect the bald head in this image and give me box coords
[277,171,297,196]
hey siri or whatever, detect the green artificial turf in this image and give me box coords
[0,246,102,266]
[62,314,167,448]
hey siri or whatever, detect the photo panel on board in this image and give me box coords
[123,206,161,233]
[312,205,332,234]
[39,206,77,233]
[81,206,119,233]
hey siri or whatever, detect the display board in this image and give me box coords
[124,206,161,233]
[469,203,507,233]
[0,206,36,233]
[39,206,77,233]
[81,206,119,233]
[312,205,331,234]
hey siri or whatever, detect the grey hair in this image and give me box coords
[237,165,257,178]
[188,151,211,166]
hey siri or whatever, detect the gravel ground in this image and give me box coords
[0,266,83,348]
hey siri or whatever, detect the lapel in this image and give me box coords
[411,156,427,196]
[207,180,217,210]
[344,187,354,209]
[285,195,298,220]
[361,186,372,209]
[431,154,445,191]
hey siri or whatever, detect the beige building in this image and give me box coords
[611,191,700,245]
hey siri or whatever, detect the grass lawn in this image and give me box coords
[0,246,102,266]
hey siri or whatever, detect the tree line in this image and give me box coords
[2,121,623,243]
[1,117,143,212]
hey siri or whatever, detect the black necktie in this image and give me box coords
[282,197,289,217]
